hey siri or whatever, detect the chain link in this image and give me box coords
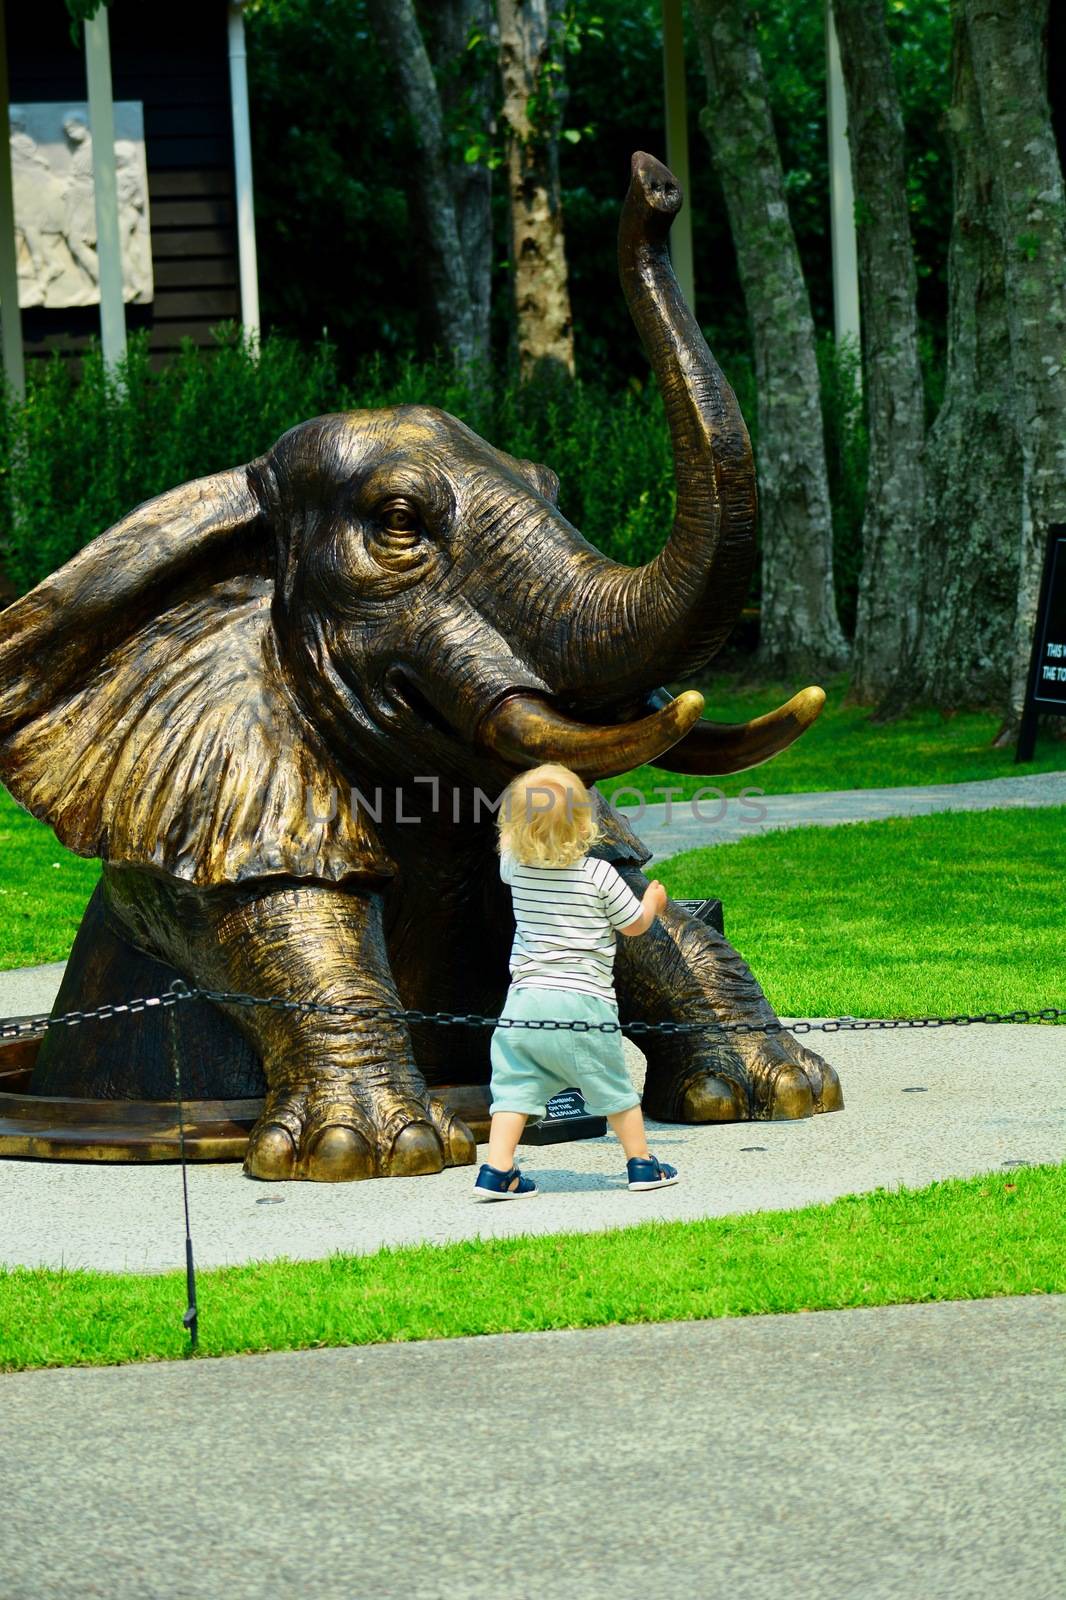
[1,982,1063,1042]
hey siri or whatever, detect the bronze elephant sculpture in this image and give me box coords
[0,153,840,1181]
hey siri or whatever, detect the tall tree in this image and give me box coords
[367,0,491,369]
[966,0,1066,744]
[691,0,850,681]
[420,0,496,371]
[879,4,1018,718]
[832,0,927,708]
[877,0,1066,738]
[497,0,576,380]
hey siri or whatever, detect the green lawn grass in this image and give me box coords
[656,805,1065,1020]
[600,669,1066,804]
[1,791,1062,1024]
[0,790,100,970]
[1,1163,1060,1372]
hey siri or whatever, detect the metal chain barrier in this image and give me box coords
[2,981,1064,1041]
[3,980,1061,1357]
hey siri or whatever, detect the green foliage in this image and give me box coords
[63,0,111,15]
[454,21,506,171]
[240,0,952,389]
[0,333,691,590]
[0,330,872,632]
[523,5,603,150]
[0,329,341,592]
[243,0,420,360]
[61,0,112,48]
[491,369,676,566]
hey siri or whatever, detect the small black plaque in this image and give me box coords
[675,897,724,934]
[541,1088,587,1120]
[1017,524,1066,761]
[520,1086,607,1146]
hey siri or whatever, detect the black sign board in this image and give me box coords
[1017,524,1066,762]
[520,1087,607,1146]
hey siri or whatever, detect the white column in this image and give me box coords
[84,6,126,372]
[228,1,260,344]
[0,0,24,398]
[661,0,695,313]
[825,0,860,357]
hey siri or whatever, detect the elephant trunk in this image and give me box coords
[553,152,758,703]
[480,154,826,781]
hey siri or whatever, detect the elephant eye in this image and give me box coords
[379,499,421,537]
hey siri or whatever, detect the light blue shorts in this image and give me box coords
[489,984,641,1119]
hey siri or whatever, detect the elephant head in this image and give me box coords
[0,153,824,894]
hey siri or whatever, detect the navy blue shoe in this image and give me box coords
[626,1155,679,1192]
[473,1163,539,1201]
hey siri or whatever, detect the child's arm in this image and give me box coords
[617,879,668,938]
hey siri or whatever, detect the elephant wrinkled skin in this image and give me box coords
[0,153,841,1181]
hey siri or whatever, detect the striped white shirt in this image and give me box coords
[500,849,645,1000]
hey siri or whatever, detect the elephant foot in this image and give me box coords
[642,1027,843,1126]
[642,1056,750,1124]
[245,1079,477,1183]
[741,1027,844,1120]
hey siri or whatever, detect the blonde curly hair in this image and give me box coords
[496,763,604,868]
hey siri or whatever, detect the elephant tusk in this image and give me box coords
[641,685,826,775]
[477,689,706,780]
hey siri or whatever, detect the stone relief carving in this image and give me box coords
[9,102,153,309]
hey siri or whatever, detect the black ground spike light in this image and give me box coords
[167,984,199,1353]
[1016,524,1066,762]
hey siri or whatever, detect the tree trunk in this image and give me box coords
[692,0,849,681]
[832,0,927,706]
[878,0,1066,733]
[965,0,1066,745]
[877,4,1019,719]
[367,0,478,368]
[496,0,576,381]
[421,0,496,371]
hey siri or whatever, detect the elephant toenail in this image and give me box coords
[245,1123,296,1181]
[679,1073,748,1123]
[307,1125,375,1182]
[768,1067,815,1121]
[816,1064,845,1112]
[443,1116,477,1167]
[387,1122,445,1177]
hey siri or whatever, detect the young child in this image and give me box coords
[474,762,679,1200]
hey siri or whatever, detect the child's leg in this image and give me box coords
[486,1111,528,1175]
[607,1104,651,1161]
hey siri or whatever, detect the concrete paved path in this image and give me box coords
[0,959,65,1018]
[4,1020,1061,1273]
[619,768,1066,862]
[2,1295,1062,1600]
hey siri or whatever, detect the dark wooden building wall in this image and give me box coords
[8,0,239,362]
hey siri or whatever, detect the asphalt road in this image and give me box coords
[2,1295,1063,1600]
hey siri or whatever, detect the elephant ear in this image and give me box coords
[514,458,560,506]
[0,467,395,888]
